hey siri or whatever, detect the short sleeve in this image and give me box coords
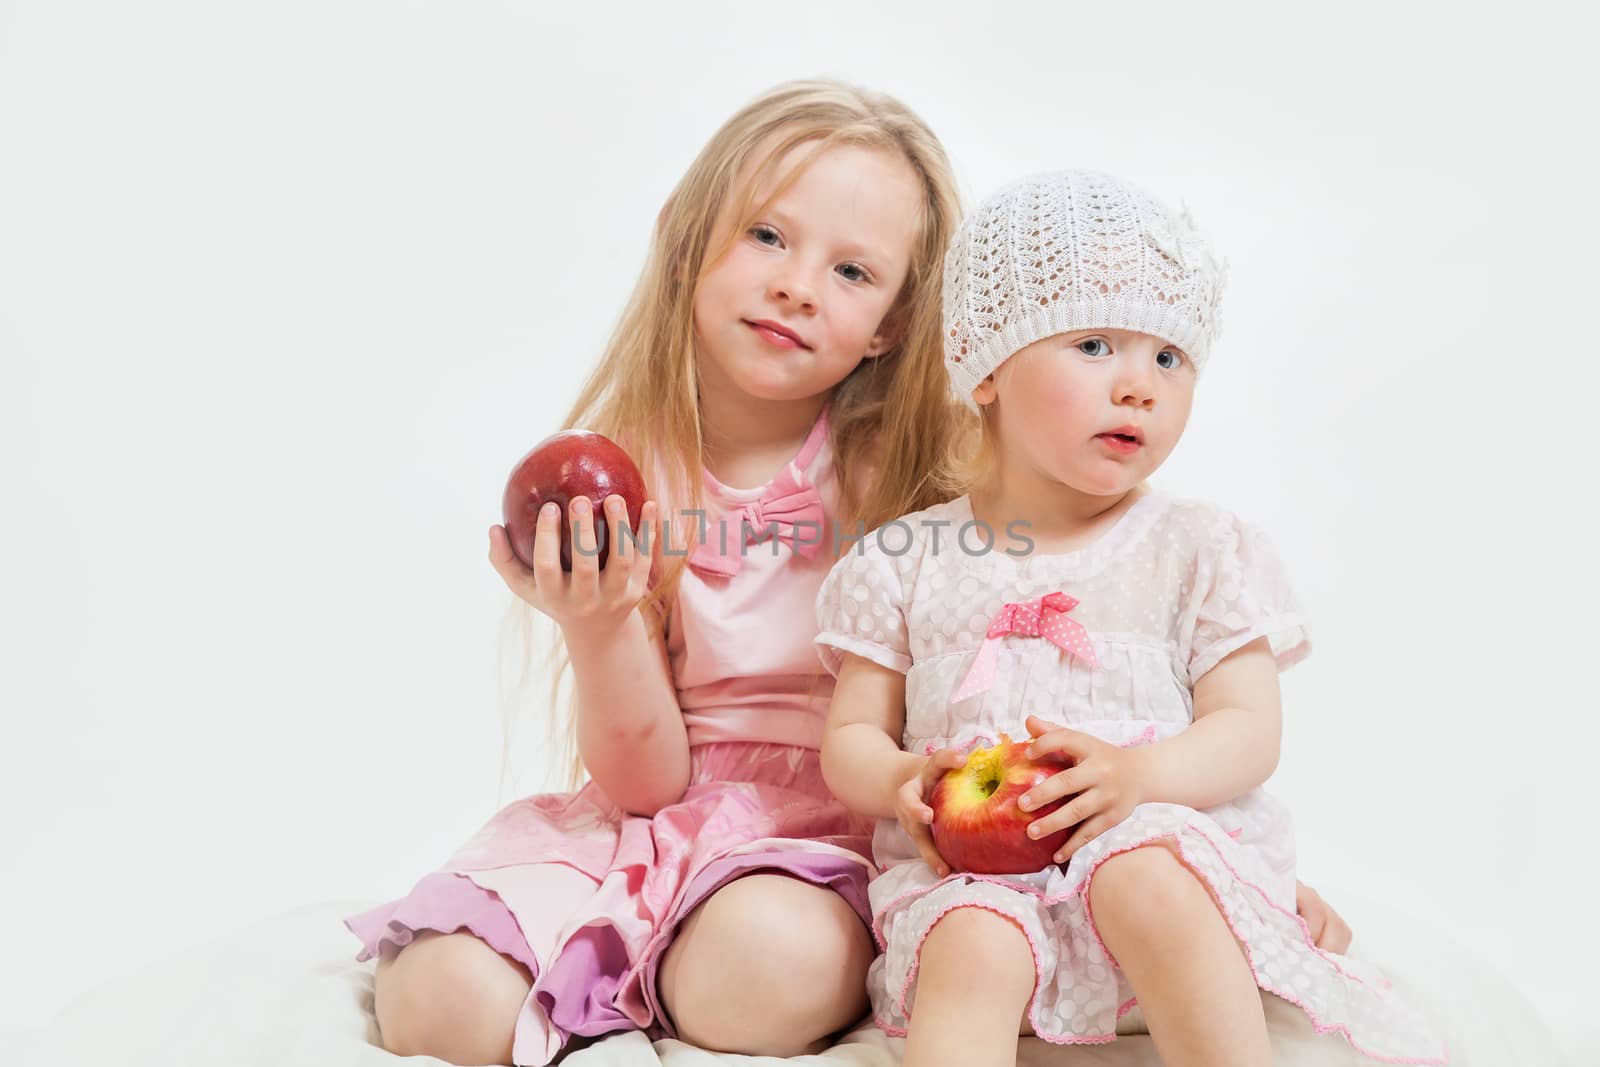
[1182,510,1312,685]
[814,539,913,677]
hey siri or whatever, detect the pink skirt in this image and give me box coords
[344,741,874,1066]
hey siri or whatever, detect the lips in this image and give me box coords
[1095,431,1142,455]
[745,319,809,350]
[1099,425,1144,445]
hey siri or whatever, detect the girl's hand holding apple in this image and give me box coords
[894,747,968,879]
[493,429,661,635]
[501,429,648,572]
[1019,713,1152,865]
[927,734,1078,874]
[488,493,661,634]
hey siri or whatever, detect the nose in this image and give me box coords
[1114,354,1157,409]
[768,263,818,313]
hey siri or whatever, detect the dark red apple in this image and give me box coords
[502,430,646,572]
[929,734,1078,875]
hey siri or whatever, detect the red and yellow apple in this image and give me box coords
[502,430,646,572]
[929,734,1078,875]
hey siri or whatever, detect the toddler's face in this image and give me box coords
[975,328,1196,497]
[692,140,920,405]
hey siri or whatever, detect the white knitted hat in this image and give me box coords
[944,170,1227,410]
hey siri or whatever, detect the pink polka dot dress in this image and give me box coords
[814,489,1448,1063]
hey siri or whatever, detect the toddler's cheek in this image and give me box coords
[1027,387,1092,437]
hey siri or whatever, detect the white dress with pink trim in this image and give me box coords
[813,490,1448,1064]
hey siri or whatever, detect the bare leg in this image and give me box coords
[372,930,531,1066]
[658,873,875,1055]
[901,907,1037,1067]
[1089,845,1271,1067]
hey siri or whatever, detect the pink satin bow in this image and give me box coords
[688,463,827,578]
[950,591,1098,702]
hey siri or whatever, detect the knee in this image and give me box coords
[920,906,1037,1000]
[373,931,531,1066]
[1088,845,1210,934]
[661,874,873,1055]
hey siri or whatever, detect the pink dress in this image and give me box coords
[345,408,874,1066]
[813,491,1449,1064]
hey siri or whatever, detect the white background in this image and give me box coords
[4,0,1597,1046]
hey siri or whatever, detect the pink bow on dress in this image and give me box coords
[687,464,827,578]
[950,591,1098,702]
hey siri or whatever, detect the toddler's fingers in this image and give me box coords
[922,746,965,786]
[1298,884,1352,953]
[1026,725,1090,762]
[1028,787,1098,842]
[1296,883,1328,937]
[905,821,951,879]
[898,777,933,821]
[1323,912,1353,955]
[1303,903,1328,944]
[1019,765,1090,813]
[1025,714,1064,738]
[1055,812,1111,866]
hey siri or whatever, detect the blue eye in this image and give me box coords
[1077,338,1111,358]
[750,224,781,246]
[1156,348,1185,370]
[837,263,869,283]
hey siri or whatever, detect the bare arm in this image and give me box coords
[1137,636,1283,809]
[568,608,689,816]
[489,495,689,817]
[1023,636,1288,863]
[820,652,924,818]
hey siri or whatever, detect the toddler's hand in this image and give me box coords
[488,495,660,634]
[894,747,968,879]
[1296,881,1353,954]
[1019,714,1150,865]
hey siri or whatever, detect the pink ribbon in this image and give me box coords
[950,591,1098,702]
[688,463,826,578]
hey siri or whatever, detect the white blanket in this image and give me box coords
[10,893,1578,1066]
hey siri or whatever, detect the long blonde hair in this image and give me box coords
[498,80,969,796]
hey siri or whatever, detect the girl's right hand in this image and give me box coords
[488,494,661,634]
[894,746,969,879]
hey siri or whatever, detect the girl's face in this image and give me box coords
[692,141,921,405]
[975,328,1197,498]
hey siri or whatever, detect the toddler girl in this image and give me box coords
[816,170,1447,1066]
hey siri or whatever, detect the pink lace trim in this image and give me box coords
[873,818,1375,988]
[919,723,1160,757]
[872,819,1446,1063]
[886,897,1121,1047]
